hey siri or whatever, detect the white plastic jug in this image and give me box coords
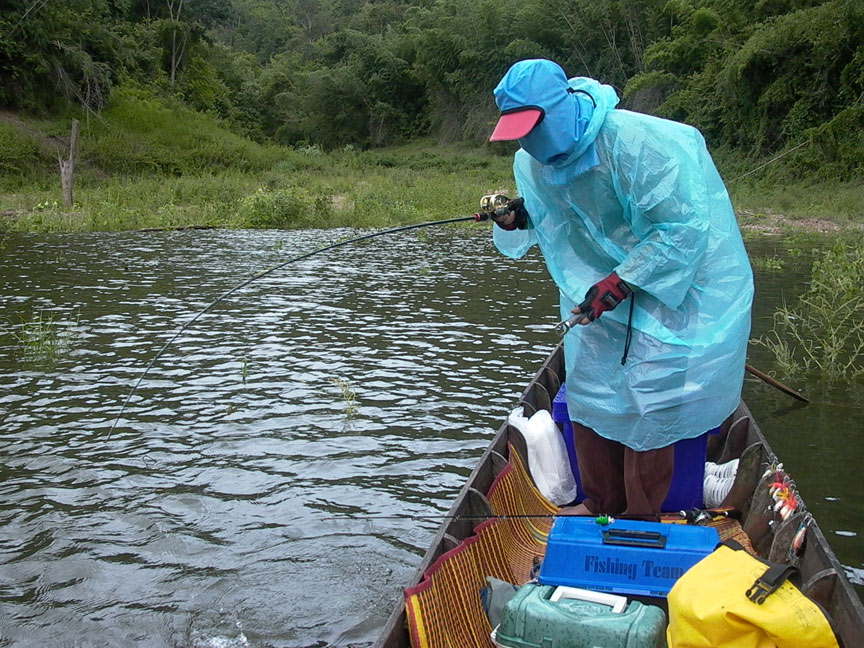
[508,407,578,506]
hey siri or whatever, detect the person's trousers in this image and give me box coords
[571,421,675,517]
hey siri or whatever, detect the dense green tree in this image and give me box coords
[0,0,861,171]
[0,0,125,110]
[626,0,863,172]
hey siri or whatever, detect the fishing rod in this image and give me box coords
[326,508,740,523]
[327,513,657,523]
[107,212,499,440]
[109,190,804,438]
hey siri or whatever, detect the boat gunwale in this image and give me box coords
[373,345,864,648]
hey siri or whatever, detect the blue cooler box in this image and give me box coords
[538,517,719,597]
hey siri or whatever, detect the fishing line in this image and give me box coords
[107,215,476,440]
[728,140,810,185]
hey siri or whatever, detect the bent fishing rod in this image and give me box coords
[107,210,507,440]
[109,192,804,438]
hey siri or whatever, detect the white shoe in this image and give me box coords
[705,458,739,480]
[704,474,735,508]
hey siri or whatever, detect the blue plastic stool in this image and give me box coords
[551,384,716,511]
[551,385,584,504]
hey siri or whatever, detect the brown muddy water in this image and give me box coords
[0,227,861,647]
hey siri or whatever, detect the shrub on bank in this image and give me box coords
[235,186,334,229]
[0,123,51,189]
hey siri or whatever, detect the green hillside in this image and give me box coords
[1,0,862,232]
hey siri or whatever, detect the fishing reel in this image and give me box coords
[473,194,514,222]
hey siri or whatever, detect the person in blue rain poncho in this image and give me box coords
[488,59,753,517]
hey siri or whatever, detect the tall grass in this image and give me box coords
[752,237,864,379]
[9,311,79,362]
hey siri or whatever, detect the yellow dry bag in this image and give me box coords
[667,542,840,648]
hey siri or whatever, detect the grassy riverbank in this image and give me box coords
[5,154,860,236]
[1,90,514,232]
[1,145,513,233]
[1,90,861,235]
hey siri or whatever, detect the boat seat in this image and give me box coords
[768,511,808,563]
[716,415,751,464]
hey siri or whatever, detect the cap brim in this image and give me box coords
[489,108,543,141]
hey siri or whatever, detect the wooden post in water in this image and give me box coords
[59,119,79,208]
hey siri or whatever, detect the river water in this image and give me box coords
[0,227,861,647]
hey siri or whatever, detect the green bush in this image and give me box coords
[809,104,864,178]
[753,237,864,379]
[0,123,49,186]
[236,187,314,229]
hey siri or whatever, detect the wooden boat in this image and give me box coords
[374,343,864,647]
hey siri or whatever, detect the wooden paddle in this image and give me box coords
[746,363,809,403]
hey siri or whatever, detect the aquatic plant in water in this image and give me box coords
[750,255,785,272]
[753,241,864,379]
[11,311,79,362]
[330,377,357,418]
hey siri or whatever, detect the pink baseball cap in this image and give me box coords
[489,107,544,141]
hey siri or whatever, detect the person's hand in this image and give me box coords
[491,209,516,229]
[492,197,529,230]
[571,273,631,324]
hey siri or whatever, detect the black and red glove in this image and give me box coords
[573,273,631,322]
[492,197,530,231]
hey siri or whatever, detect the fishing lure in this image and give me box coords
[764,463,803,522]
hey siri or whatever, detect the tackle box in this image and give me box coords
[552,384,716,511]
[492,583,666,648]
[538,516,719,597]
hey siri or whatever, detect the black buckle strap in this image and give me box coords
[746,563,802,604]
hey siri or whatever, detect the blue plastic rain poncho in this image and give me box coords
[492,60,754,451]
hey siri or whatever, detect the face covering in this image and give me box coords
[519,100,578,166]
[493,59,591,167]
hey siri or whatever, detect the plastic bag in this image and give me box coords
[508,407,578,506]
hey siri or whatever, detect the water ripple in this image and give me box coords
[6,230,860,644]
[0,228,556,647]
